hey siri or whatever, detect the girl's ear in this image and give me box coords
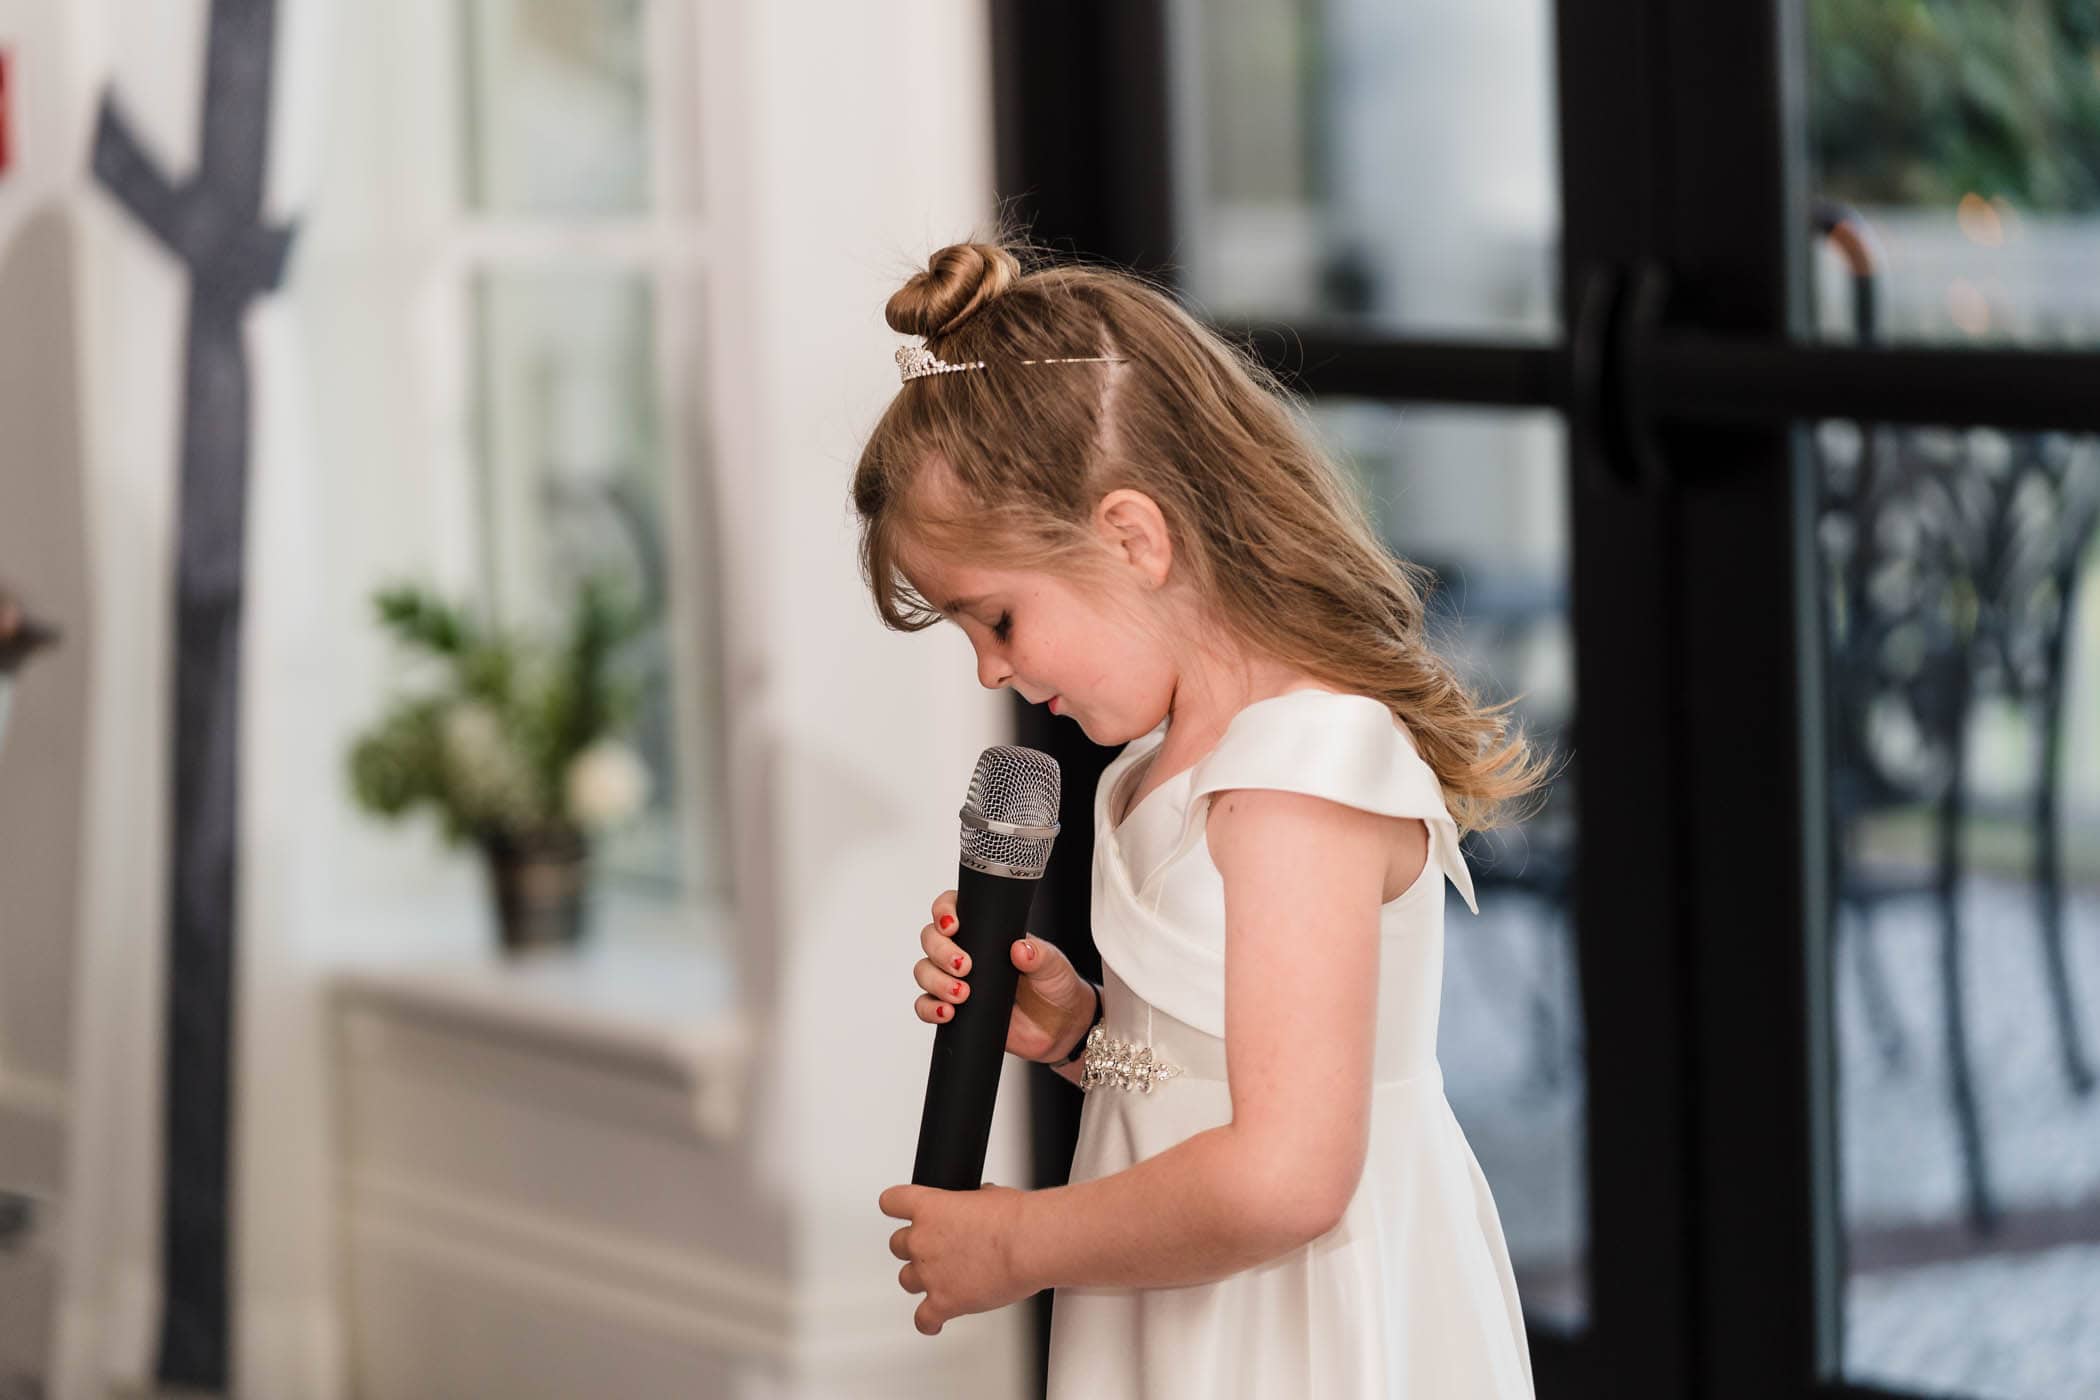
[1094,488,1172,590]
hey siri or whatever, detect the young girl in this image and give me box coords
[867,235,1550,1398]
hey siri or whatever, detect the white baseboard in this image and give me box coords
[345,1169,1031,1399]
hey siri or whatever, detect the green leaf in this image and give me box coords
[347,573,651,847]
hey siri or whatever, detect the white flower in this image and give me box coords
[441,700,541,828]
[565,740,651,829]
[442,701,505,765]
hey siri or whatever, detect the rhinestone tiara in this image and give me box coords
[895,341,1127,384]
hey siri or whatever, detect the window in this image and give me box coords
[453,0,725,903]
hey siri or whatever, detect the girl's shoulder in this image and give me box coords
[1190,687,1479,912]
[1190,687,1436,803]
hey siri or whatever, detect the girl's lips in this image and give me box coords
[1048,695,1063,715]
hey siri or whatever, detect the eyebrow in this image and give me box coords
[942,594,991,615]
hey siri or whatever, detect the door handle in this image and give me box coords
[1571,259,1673,495]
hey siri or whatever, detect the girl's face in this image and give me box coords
[901,519,1182,748]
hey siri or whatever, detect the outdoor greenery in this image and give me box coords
[1811,0,2100,209]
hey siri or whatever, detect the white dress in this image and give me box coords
[1044,688,1535,1399]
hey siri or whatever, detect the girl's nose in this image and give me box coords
[976,651,1011,690]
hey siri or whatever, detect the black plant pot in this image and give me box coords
[478,826,591,954]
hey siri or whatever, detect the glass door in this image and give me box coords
[1163,0,1594,1347]
[1000,1,2100,1396]
[1800,10,2100,1396]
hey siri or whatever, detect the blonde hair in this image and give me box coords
[849,228,1556,833]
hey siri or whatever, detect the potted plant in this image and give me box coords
[347,576,652,952]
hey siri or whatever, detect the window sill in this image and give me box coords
[326,886,754,1143]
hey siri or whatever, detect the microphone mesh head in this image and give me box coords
[960,745,1062,878]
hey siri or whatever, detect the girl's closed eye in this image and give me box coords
[992,611,1012,643]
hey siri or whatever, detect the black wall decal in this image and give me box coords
[90,0,296,1388]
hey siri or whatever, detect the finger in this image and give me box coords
[878,1186,918,1220]
[920,922,970,977]
[915,1301,942,1336]
[1015,937,1074,994]
[898,1261,923,1294]
[916,992,956,1024]
[929,889,959,933]
[915,960,968,1005]
[888,1226,911,1261]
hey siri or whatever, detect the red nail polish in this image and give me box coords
[952,956,963,970]
[951,982,962,996]
[939,915,954,930]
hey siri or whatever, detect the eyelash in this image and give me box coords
[992,611,1012,642]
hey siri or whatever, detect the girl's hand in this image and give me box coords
[913,889,1095,1064]
[879,1181,1032,1334]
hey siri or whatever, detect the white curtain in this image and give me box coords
[53,1,352,1396]
[49,0,194,1388]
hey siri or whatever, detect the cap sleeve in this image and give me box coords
[1181,689,1479,915]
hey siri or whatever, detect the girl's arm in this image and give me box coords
[1010,788,1424,1291]
[1012,1120,1335,1290]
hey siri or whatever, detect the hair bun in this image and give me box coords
[886,241,1022,340]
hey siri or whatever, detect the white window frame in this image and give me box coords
[386,0,730,924]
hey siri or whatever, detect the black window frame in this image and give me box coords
[993,3,2100,1397]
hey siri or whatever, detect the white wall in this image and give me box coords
[0,0,1026,1394]
[0,0,97,1387]
[701,0,1030,1322]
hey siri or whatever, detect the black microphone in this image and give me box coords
[912,745,1062,1190]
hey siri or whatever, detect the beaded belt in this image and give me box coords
[1078,1022,1186,1093]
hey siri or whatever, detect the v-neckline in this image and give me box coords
[1103,686,1353,841]
[1098,734,1180,909]
[1105,740,1181,839]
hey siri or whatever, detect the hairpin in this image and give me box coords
[895,342,1127,384]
